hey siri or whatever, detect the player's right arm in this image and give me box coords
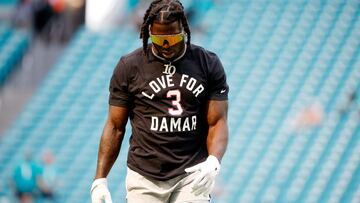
[95,105,128,179]
[91,105,128,203]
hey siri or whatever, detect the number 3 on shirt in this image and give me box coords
[167,90,183,116]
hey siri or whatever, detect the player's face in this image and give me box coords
[150,21,185,60]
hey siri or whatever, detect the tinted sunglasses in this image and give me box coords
[149,32,185,47]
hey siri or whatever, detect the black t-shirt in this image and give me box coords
[109,44,229,180]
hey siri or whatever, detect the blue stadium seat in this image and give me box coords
[0,23,29,85]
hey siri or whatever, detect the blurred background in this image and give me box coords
[0,0,359,202]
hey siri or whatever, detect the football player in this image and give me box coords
[91,0,229,202]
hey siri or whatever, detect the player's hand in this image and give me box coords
[185,155,220,196]
[91,178,113,203]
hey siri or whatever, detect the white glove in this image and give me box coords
[91,178,113,203]
[185,155,220,196]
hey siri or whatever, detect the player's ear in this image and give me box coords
[183,32,187,43]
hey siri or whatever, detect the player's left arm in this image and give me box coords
[206,100,228,161]
[185,99,228,195]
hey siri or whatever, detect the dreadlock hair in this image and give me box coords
[140,0,191,54]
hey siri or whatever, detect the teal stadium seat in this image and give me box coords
[0,0,16,6]
[0,23,29,85]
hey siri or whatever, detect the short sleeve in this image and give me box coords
[109,58,132,107]
[207,54,229,100]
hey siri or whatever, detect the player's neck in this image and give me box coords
[151,44,187,65]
